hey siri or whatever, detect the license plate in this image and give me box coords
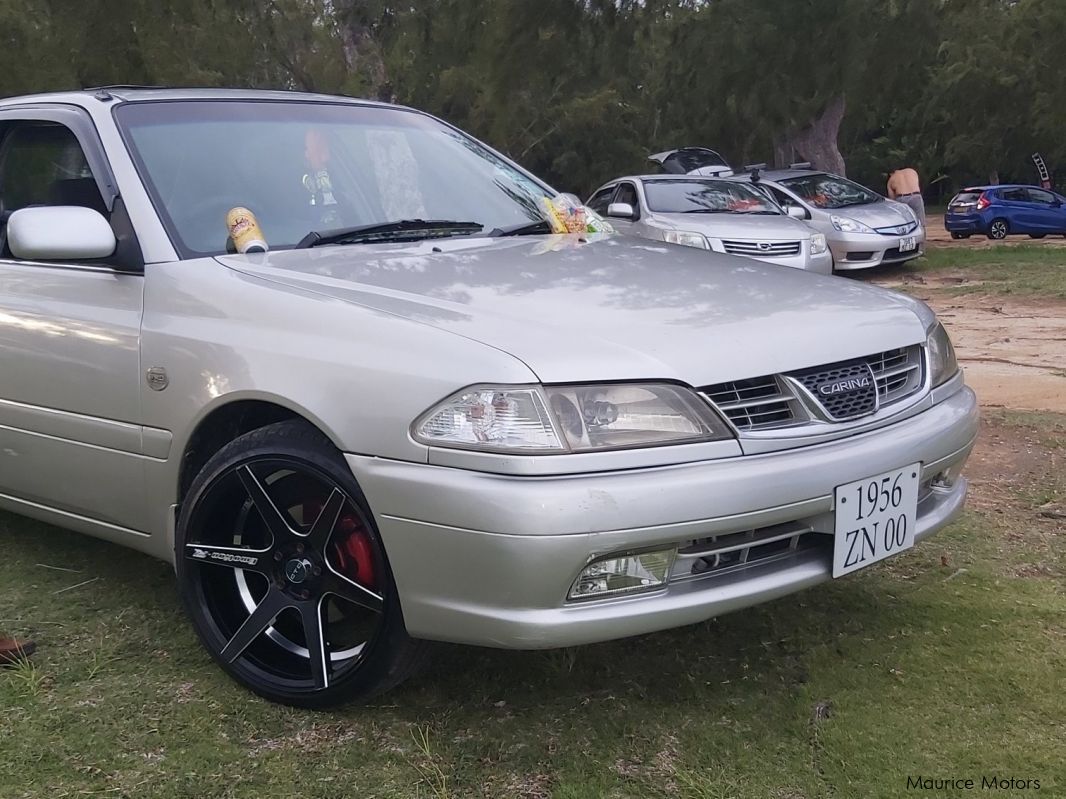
[898,236,917,252]
[833,463,920,578]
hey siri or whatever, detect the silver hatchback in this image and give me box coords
[733,168,925,271]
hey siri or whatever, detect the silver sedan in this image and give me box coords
[0,88,975,707]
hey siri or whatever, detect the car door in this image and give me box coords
[997,187,1032,232]
[609,181,642,235]
[0,111,147,533]
[1024,188,1063,233]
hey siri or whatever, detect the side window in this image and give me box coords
[0,122,106,218]
[614,182,639,216]
[768,186,797,208]
[587,186,616,214]
[1026,188,1056,205]
[1001,188,1027,202]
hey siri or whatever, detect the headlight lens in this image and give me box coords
[662,230,710,249]
[414,383,733,453]
[927,323,959,387]
[830,214,874,234]
[810,233,828,255]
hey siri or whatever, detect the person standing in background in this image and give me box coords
[887,167,926,229]
[0,635,35,665]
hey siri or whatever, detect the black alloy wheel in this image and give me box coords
[987,219,1009,240]
[176,420,426,708]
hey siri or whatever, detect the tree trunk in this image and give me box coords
[335,6,390,101]
[774,95,847,175]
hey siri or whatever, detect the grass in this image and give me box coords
[885,244,1066,299]
[1,410,1064,798]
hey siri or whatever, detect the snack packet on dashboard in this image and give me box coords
[542,193,613,235]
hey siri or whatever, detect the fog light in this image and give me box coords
[931,461,965,489]
[568,548,676,600]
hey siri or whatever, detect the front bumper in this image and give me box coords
[348,386,978,649]
[829,228,925,270]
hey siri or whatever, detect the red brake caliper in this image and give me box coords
[301,499,377,591]
[333,515,378,590]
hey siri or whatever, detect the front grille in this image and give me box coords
[671,522,830,582]
[703,375,800,430]
[794,361,878,420]
[875,221,918,236]
[702,345,925,432]
[722,239,801,257]
[869,345,924,403]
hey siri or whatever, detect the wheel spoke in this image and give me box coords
[300,598,331,690]
[220,588,293,663]
[185,542,272,574]
[237,465,295,542]
[323,569,384,614]
[306,488,346,549]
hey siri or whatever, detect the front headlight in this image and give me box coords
[810,233,828,255]
[413,383,733,453]
[830,214,874,234]
[662,230,710,249]
[927,323,959,387]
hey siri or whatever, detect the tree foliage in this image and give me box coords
[1,0,1061,200]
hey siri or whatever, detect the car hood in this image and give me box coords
[217,235,929,385]
[650,212,813,240]
[826,200,915,228]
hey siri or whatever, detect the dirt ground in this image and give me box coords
[869,218,1066,413]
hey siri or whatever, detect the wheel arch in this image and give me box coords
[176,394,344,507]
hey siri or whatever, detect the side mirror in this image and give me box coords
[786,205,808,220]
[7,206,116,261]
[607,202,636,220]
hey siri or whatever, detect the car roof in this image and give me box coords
[959,184,1038,192]
[601,174,754,186]
[0,86,397,110]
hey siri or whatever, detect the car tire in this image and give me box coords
[950,232,970,240]
[176,419,428,708]
[987,219,1009,240]
[1028,234,1046,239]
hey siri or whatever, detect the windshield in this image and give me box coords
[778,174,881,209]
[642,179,780,214]
[115,101,553,257]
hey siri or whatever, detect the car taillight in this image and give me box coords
[976,193,991,211]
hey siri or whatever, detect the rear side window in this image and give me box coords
[1000,188,1027,202]
[0,123,105,215]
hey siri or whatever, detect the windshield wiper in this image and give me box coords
[487,219,553,237]
[295,219,484,249]
[682,209,733,214]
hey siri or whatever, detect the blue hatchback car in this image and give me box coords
[945,184,1066,240]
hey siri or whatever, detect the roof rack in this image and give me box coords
[742,162,768,181]
[789,161,813,170]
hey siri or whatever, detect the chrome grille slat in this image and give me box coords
[721,239,802,257]
[703,344,925,432]
[672,522,830,582]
